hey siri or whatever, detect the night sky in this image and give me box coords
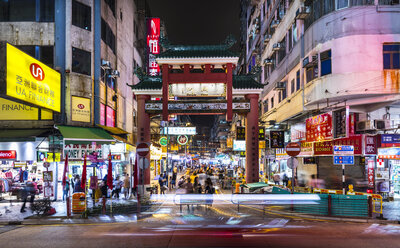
[147,0,240,132]
[147,0,241,51]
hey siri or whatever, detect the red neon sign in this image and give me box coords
[0,150,16,159]
[147,18,160,76]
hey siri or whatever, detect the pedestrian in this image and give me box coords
[282,173,289,187]
[184,178,194,194]
[171,168,177,188]
[273,173,280,185]
[100,178,108,198]
[20,178,37,213]
[193,177,202,194]
[204,178,215,194]
[63,178,70,202]
[123,174,130,199]
[159,173,166,194]
[73,175,84,193]
[112,176,123,199]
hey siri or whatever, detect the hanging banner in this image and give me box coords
[306,113,333,142]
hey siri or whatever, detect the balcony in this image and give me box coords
[272,42,284,51]
[270,20,280,28]
[264,58,274,65]
[263,34,272,44]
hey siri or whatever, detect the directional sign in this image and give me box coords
[333,155,354,165]
[137,143,150,157]
[333,145,354,155]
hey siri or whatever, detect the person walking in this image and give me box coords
[193,177,202,194]
[123,174,130,199]
[20,178,37,213]
[62,178,70,202]
[112,176,123,199]
[73,175,84,193]
[159,173,166,195]
[273,173,281,185]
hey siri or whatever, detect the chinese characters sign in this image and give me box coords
[71,96,91,123]
[364,135,377,155]
[147,18,160,76]
[169,83,226,97]
[236,127,245,140]
[306,113,333,142]
[313,135,362,155]
[4,43,61,112]
[291,123,306,142]
[270,131,284,148]
[258,127,265,140]
[367,160,374,189]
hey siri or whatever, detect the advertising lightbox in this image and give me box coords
[233,140,246,151]
[162,127,196,135]
[0,43,61,112]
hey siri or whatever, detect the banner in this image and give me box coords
[313,135,362,155]
[306,113,333,142]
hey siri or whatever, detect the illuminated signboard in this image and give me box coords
[162,127,196,135]
[233,140,246,151]
[169,83,226,97]
[1,43,61,112]
[71,96,91,123]
[147,18,160,76]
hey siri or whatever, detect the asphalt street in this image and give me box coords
[1,198,400,248]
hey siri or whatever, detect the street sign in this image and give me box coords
[137,143,150,157]
[286,142,301,157]
[177,135,188,145]
[333,145,354,155]
[333,155,354,165]
[159,136,168,146]
[287,157,299,169]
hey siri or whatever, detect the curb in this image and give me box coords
[265,208,400,224]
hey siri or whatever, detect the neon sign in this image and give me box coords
[147,18,160,76]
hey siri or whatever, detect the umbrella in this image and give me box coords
[81,153,87,190]
[62,152,69,187]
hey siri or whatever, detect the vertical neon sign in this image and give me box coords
[147,18,160,76]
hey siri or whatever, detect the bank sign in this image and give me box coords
[0,43,61,112]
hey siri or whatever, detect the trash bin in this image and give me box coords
[72,192,86,213]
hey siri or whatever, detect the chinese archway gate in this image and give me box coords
[130,36,263,186]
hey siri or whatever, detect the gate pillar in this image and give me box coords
[245,94,259,183]
[137,94,151,184]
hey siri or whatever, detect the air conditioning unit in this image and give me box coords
[101,59,111,69]
[356,120,375,131]
[110,70,120,78]
[374,119,391,130]
[263,34,272,44]
[264,58,274,65]
[270,20,280,28]
[274,81,286,90]
[272,43,284,51]
[295,6,311,19]
[302,54,318,68]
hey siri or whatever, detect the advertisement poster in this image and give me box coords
[306,113,333,142]
[71,96,91,123]
[270,131,284,148]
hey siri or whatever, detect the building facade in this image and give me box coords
[241,0,400,194]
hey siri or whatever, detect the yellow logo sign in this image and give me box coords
[6,43,61,112]
[71,96,91,123]
[0,97,38,120]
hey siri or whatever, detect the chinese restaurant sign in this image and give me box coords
[147,18,160,76]
[1,43,61,112]
[306,113,333,142]
[313,135,362,155]
[71,96,91,123]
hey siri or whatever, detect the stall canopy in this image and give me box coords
[0,129,51,142]
[57,126,115,145]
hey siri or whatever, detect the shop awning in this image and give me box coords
[0,129,51,142]
[97,125,130,135]
[57,126,115,145]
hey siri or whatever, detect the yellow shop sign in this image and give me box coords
[5,43,61,112]
[71,96,91,123]
[0,97,38,120]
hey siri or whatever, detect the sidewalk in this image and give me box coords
[0,196,140,225]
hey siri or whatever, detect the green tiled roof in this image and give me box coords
[128,76,162,90]
[129,74,263,91]
[157,48,239,59]
[233,75,264,89]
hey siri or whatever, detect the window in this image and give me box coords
[101,18,116,53]
[291,79,295,94]
[296,70,300,90]
[383,44,400,69]
[72,47,91,75]
[72,0,91,31]
[104,0,115,16]
[271,97,274,108]
[0,0,35,21]
[288,28,293,51]
[378,0,399,5]
[336,0,349,9]
[306,65,318,83]
[320,50,332,76]
[263,101,268,113]
[264,65,270,81]
[16,45,54,68]
[351,0,374,6]
[40,0,55,21]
